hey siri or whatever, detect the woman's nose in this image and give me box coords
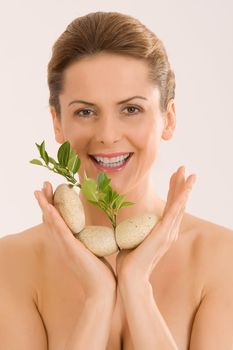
[94,117,122,145]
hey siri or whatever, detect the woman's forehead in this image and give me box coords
[61,54,159,103]
[64,53,150,84]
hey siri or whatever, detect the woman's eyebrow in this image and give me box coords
[68,95,148,107]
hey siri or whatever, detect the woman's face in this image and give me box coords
[51,52,175,194]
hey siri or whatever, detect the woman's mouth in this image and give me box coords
[88,153,134,173]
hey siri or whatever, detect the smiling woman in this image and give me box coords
[1,10,233,350]
[49,50,174,198]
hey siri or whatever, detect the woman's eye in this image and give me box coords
[73,109,94,117]
[123,106,141,115]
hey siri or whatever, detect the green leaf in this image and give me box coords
[35,142,41,154]
[98,191,107,202]
[118,201,135,209]
[57,141,70,167]
[111,191,119,202]
[104,187,113,204]
[48,156,58,166]
[54,164,69,176]
[29,159,44,166]
[67,155,81,174]
[97,199,109,211]
[69,148,77,160]
[60,168,70,176]
[109,191,120,208]
[97,172,111,191]
[37,141,49,164]
[72,157,81,174]
[64,175,77,184]
[81,178,99,202]
[83,170,88,180]
[88,199,102,208]
[112,194,125,210]
[112,199,120,210]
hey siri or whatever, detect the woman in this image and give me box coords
[1,11,233,350]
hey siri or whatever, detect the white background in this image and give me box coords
[0,0,232,237]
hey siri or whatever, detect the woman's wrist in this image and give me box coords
[85,286,117,306]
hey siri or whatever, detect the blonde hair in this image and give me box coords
[47,11,176,117]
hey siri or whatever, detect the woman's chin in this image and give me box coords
[109,179,132,198]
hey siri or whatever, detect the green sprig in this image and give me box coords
[29,140,81,186]
[81,171,135,229]
[29,141,135,228]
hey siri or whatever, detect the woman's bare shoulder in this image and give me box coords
[184,211,233,243]
[0,223,47,260]
[184,212,233,286]
[0,224,46,300]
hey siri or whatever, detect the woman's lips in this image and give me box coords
[90,152,130,157]
[89,153,133,173]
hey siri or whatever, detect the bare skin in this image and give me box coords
[1,53,233,349]
[31,172,232,350]
[1,202,232,350]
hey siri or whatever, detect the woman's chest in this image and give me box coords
[38,238,201,350]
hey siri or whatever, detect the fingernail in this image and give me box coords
[180,165,185,174]
[34,191,39,200]
[43,182,47,190]
[192,175,197,185]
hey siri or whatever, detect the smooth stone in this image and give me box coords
[53,184,85,233]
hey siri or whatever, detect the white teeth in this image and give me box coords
[93,153,130,164]
[91,153,132,168]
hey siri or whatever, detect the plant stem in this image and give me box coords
[112,214,117,229]
[41,164,78,184]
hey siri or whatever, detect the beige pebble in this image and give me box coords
[53,184,85,233]
[53,184,160,256]
[115,213,160,249]
[76,226,119,257]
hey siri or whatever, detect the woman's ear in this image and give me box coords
[162,99,176,141]
[50,106,65,144]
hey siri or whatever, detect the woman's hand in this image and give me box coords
[116,166,196,284]
[34,181,117,299]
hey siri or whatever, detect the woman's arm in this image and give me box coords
[118,227,233,350]
[114,168,194,350]
[119,278,178,350]
[0,237,48,350]
[188,228,233,349]
[64,293,116,350]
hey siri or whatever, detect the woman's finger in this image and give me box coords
[41,181,53,223]
[35,189,91,260]
[40,182,53,223]
[173,166,186,198]
[34,190,48,215]
[125,172,196,273]
[132,174,192,259]
[172,201,188,240]
[167,193,189,241]
[162,170,178,217]
[168,178,195,241]
[34,190,74,243]
[42,181,54,205]
[162,174,196,235]
[163,166,185,217]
